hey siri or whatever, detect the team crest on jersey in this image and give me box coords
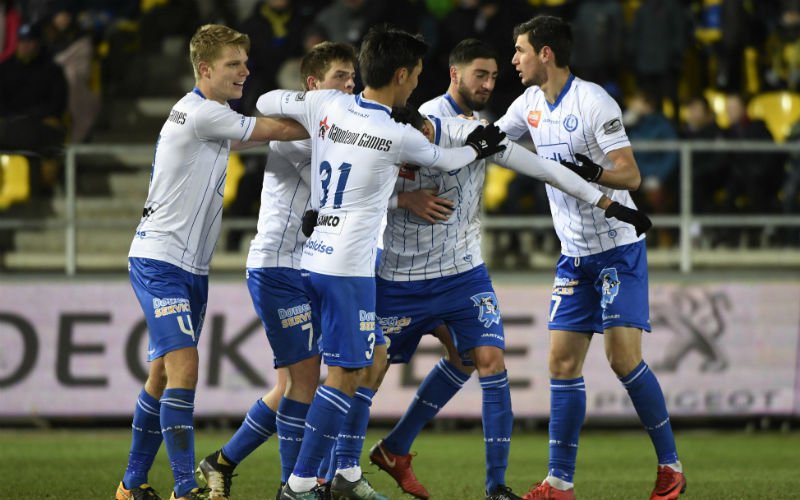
[527,110,541,128]
[599,268,621,308]
[471,292,500,328]
[563,114,578,132]
[318,116,330,139]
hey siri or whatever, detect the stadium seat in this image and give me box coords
[223,152,245,209]
[0,154,31,210]
[747,91,800,143]
[483,163,515,212]
[704,88,730,129]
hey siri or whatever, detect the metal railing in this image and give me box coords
[1,140,799,275]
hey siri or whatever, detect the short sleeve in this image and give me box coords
[588,91,630,154]
[495,94,531,141]
[257,89,337,134]
[193,101,256,142]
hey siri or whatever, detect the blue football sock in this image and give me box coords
[548,377,585,483]
[160,388,198,498]
[292,386,351,479]
[620,361,679,465]
[384,358,469,455]
[123,388,163,489]
[221,398,277,465]
[321,445,336,482]
[480,371,513,493]
[277,398,310,483]
[335,387,374,470]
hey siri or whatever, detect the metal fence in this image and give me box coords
[1,140,799,275]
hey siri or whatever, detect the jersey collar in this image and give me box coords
[443,93,467,116]
[427,115,442,145]
[355,93,391,116]
[192,87,206,99]
[545,73,575,112]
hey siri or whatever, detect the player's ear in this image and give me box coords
[395,66,408,85]
[306,75,317,90]
[198,60,211,79]
[449,65,458,84]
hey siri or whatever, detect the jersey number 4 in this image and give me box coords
[319,161,351,209]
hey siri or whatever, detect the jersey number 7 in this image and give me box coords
[319,161,352,209]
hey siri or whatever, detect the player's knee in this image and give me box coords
[471,346,506,375]
[608,354,642,378]
[548,351,583,378]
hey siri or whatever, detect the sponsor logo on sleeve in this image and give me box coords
[602,118,623,135]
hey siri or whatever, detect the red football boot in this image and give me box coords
[522,481,576,500]
[650,465,686,500]
[368,440,430,500]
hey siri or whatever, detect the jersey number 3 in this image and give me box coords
[319,161,351,209]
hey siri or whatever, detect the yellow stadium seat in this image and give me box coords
[703,88,730,129]
[483,163,516,212]
[747,91,800,143]
[0,154,31,210]
[223,152,245,209]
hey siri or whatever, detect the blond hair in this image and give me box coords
[189,24,250,81]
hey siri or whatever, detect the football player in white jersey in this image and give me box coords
[493,16,684,500]
[257,26,507,500]
[118,24,308,500]
[193,42,360,500]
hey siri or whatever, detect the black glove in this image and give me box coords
[605,202,652,236]
[301,209,318,237]
[465,124,506,159]
[560,153,603,182]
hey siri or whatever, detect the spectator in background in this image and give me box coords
[780,120,800,245]
[570,0,624,104]
[42,3,100,143]
[239,0,315,115]
[722,93,782,213]
[0,0,21,62]
[625,90,680,248]
[0,22,67,195]
[680,95,725,214]
[627,0,690,125]
[313,0,379,46]
[764,7,800,91]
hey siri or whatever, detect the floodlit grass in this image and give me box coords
[1,428,799,499]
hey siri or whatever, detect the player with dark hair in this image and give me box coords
[257,25,507,500]
[195,41,358,500]
[493,15,684,500]
[116,24,308,500]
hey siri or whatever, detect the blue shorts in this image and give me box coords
[376,264,504,364]
[129,257,208,361]
[247,267,321,368]
[303,271,383,368]
[548,240,651,334]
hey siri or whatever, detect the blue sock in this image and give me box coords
[480,371,512,493]
[321,445,336,482]
[123,388,163,489]
[621,361,679,464]
[221,398,277,465]
[548,377,585,483]
[292,386,351,478]
[277,398,310,483]
[335,387,374,470]
[160,388,198,498]
[384,358,469,455]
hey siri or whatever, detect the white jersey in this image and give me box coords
[257,90,478,277]
[495,75,642,257]
[379,94,486,281]
[245,139,312,269]
[129,89,256,274]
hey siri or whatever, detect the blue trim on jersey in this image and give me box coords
[546,73,575,112]
[443,93,464,116]
[192,87,206,99]
[355,93,391,116]
[428,115,442,145]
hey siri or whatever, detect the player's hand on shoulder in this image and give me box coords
[398,189,454,224]
[302,209,318,237]
[604,202,652,236]
[465,124,506,159]
[560,153,603,182]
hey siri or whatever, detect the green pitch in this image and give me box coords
[1,428,798,499]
